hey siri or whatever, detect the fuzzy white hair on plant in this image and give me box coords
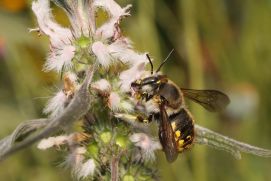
[44,44,76,72]
[43,90,67,118]
[107,91,134,112]
[76,159,96,179]
[32,0,72,47]
[64,147,87,172]
[65,72,78,85]
[130,133,162,161]
[32,0,76,73]
[91,41,112,67]
[119,62,148,92]
[94,0,132,40]
[108,38,148,65]
[66,147,96,180]
[37,135,69,150]
[91,79,112,93]
[93,0,131,18]
[119,101,134,113]
[59,0,96,37]
[108,92,121,111]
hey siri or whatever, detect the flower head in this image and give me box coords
[130,133,162,161]
[31,0,160,179]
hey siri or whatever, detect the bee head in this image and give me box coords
[131,75,168,94]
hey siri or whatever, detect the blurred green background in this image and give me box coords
[1,0,271,180]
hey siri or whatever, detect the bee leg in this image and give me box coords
[153,95,168,106]
[142,92,153,102]
[137,114,153,124]
[114,113,152,124]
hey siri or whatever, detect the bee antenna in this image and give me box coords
[146,54,154,74]
[156,49,174,73]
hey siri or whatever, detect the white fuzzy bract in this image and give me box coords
[92,41,112,67]
[119,101,134,113]
[119,62,148,92]
[130,133,162,161]
[32,0,75,73]
[37,135,69,150]
[43,90,67,118]
[92,39,147,68]
[92,79,111,92]
[65,147,96,180]
[64,147,87,171]
[76,159,96,179]
[61,0,96,37]
[108,92,121,111]
[108,38,147,65]
[94,0,132,40]
[65,72,78,84]
[108,92,134,112]
[94,0,131,18]
[44,44,75,72]
[32,0,72,47]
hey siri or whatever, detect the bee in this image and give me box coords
[130,54,230,162]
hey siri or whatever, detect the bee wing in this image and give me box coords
[181,88,230,112]
[158,103,178,162]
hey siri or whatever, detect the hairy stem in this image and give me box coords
[0,67,94,161]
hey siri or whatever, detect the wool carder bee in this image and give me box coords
[130,54,230,162]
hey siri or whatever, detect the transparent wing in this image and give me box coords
[181,88,230,112]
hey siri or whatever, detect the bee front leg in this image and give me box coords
[114,113,152,125]
[152,95,168,107]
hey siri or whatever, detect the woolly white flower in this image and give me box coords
[32,0,72,47]
[43,90,67,118]
[130,133,162,161]
[37,135,69,150]
[91,79,111,92]
[76,159,96,179]
[65,72,78,85]
[64,147,87,170]
[108,38,147,65]
[91,41,112,67]
[95,20,118,40]
[92,39,146,68]
[108,91,133,112]
[64,147,95,180]
[32,0,76,73]
[108,92,121,111]
[94,0,132,40]
[119,62,148,92]
[56,0,96,37]
[94,0,131,18]
[44,44,75,72]
[119,101,134,113]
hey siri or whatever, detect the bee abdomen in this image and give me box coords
[170,108,194,151]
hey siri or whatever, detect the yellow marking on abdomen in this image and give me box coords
[175,130,181,138]
[178,139,184,146]
[186,136,192,141]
